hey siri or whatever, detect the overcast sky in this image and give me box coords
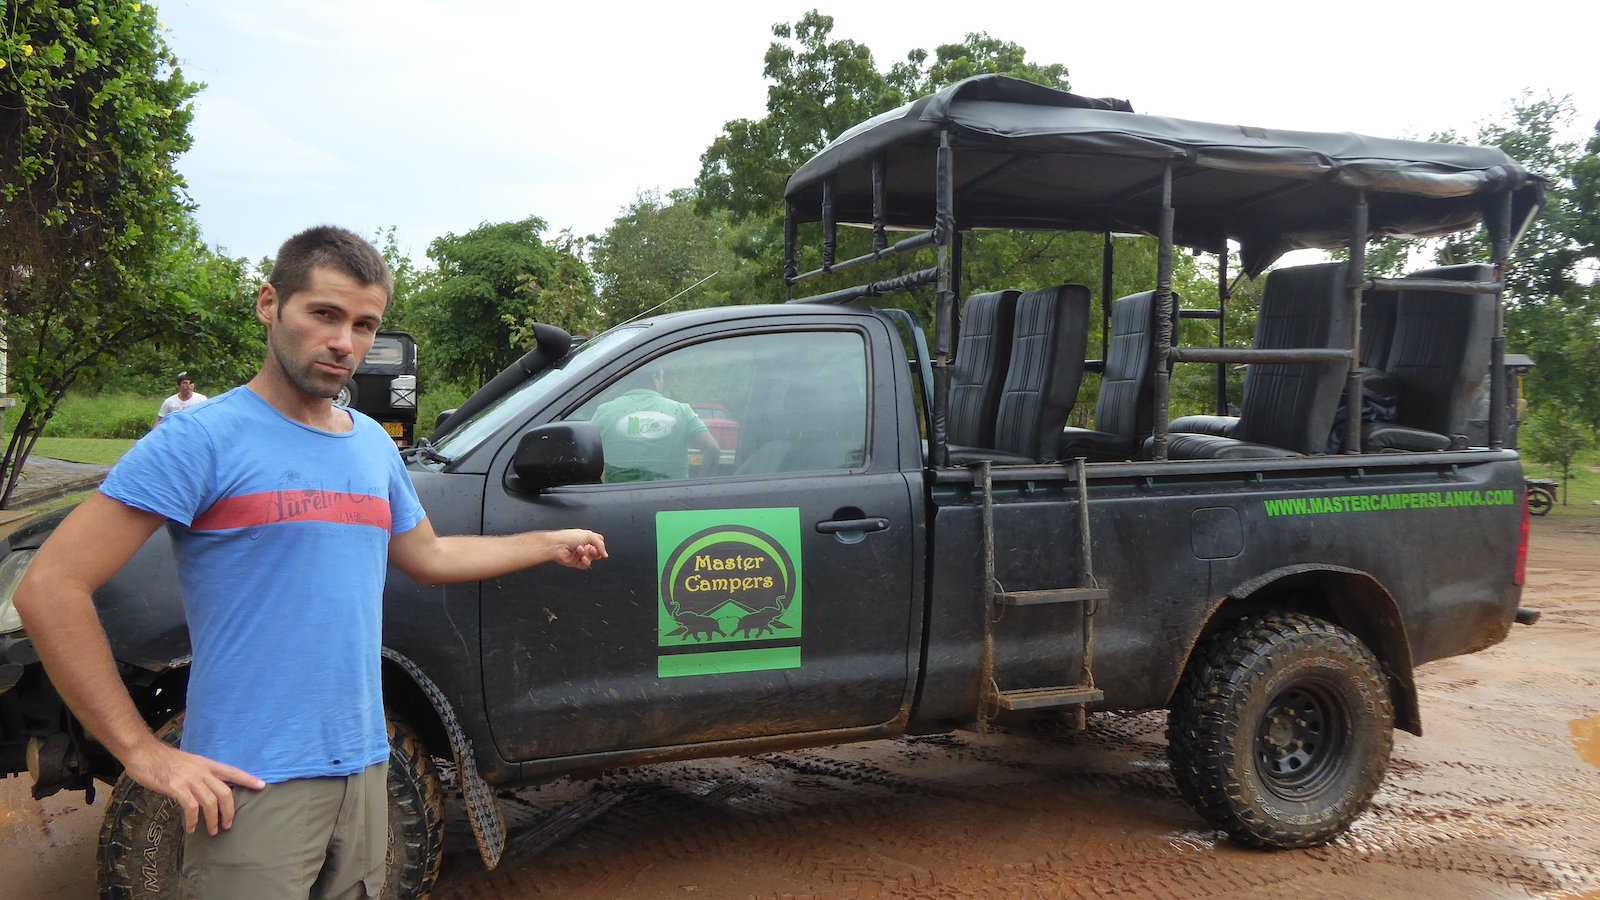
[160,0,1600,265]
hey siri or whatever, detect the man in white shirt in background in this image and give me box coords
[155,372,208,428]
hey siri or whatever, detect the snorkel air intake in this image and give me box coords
[432,323,572,440]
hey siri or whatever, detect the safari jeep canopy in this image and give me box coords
[784,75,1544,275]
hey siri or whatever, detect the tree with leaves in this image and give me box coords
[0,1,245,506]
[588,189,756,325]
[1520,406,1595,505]
[411,218,599,387]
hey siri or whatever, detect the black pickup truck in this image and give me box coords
[0,76,1545,899]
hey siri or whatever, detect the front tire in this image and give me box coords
[96,715,446,899]
[1166,612,1393,848]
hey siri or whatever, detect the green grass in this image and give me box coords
[1522,448,1600,517]
[31,437,136,467]
[8,380,477,446]
[38,392,163,439]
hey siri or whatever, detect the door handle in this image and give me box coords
[816,517,889,535]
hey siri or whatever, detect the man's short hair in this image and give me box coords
[267,226,393,309]
[176,371,192,384]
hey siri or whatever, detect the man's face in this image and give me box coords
[256,266,387,401]
[177,379,194,398]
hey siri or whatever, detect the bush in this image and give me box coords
[418,382,472,441]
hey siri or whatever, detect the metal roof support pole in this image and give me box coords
[1344,193,1367,454]
[871,158,888,253]
[782,202,797,299]
[1101,231,1114,359]
[1216,240,1230,415]
[821,178,836,272]
[1150,161,1176,461]
[931,130,956,468]
[1488,190,1513,450]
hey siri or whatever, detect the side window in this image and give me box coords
[566,331,868,483]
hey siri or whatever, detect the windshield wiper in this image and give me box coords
[401,437,453,466]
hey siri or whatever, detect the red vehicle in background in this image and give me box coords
[690,402,739,467]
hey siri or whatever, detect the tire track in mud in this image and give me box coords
[433,719,1600,899]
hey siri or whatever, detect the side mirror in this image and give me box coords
[510,422,604,492]
[434,409,457,432]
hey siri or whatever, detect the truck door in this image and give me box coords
[480,322,916,762]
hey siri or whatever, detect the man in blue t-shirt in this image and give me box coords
[14,226,607,899]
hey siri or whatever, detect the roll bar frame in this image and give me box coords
[786,130,1519,466]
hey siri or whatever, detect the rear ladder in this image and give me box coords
[976,458,1106,729]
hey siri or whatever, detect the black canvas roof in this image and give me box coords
[785,76,1544,274]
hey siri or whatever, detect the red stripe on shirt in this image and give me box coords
[192,491,392,532]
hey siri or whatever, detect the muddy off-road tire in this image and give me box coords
[96,716,445,899]
[1166,613,1394,848]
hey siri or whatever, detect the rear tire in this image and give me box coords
[96,715,446,899]
[1166,612,1393,848]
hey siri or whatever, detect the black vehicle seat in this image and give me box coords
[947,290,1021,450]
[1161,262,1352,459]
[991,284,1091,460]
[1058,290,1169,461]
[732,375,793,475]
[735,374,866,475]
[1363,264,1495,451]
[1360,284,1396,370]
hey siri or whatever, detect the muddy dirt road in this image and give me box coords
[4,518,1598,899]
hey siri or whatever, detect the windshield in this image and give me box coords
[432,326,643,459]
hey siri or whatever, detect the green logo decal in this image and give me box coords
[1263,489,1517,518]
[655,508,803,677]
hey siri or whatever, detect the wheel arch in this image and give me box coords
[1171,564,1421,736]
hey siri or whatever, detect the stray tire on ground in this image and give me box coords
[1528,489,1554,517]
[1166,612,1394,848]
[95,715,446,899]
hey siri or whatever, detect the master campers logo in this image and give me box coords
[655,508,802,678]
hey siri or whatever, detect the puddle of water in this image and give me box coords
[1570,714,1600,767]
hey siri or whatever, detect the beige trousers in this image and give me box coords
[181,762,388,900]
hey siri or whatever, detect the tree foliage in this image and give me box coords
[588,189,760,325]
[1520,406,1595,504]
[411,218,599,386]
[0,0,250,505]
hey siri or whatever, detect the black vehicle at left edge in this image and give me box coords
[0,76,1544,899]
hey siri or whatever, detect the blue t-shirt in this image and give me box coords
[100,386,425,782]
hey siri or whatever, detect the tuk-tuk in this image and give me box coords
[335,329,419,446]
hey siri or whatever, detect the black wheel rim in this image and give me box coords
[1256,681,1349,801]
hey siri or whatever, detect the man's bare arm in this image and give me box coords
[13,493,264,835]
[388,516,607,585]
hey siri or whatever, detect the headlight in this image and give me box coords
[0,549,36,634]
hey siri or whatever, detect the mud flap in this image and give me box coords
[381,649,508,869]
